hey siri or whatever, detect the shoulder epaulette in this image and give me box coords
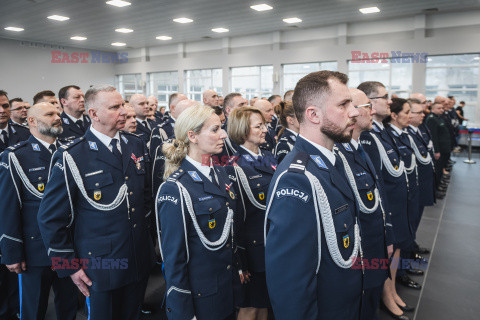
[121,130,141,138]
[166,168,186,182]
[11,122,29,129]
[5,141,28,153]
[288,151,309,173]
[60,137,84,150]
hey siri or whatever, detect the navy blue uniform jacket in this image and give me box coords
[58,112,90,141]
[265,136,362,320]
[0,123,30,152]
[37,129,155,292]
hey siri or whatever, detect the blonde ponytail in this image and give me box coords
[162,105,215,180]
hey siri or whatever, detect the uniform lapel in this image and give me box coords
[120,134,133,174]
[182,160,227,199]
[84,130,122,172]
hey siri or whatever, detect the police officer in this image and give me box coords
[217,93,248,160]
[358,82,412,319]
[225,107,277,320]
[0,90,30,153]
[150,99,198,197]
[335,88,394,320]
[156,105,240,320]
[407,99,435,254]
[130,94,156,144]
[253,100,276,153]
[0,102,78,320]
[274,101,299,163]
[155,93,188,140]
[37,85,155,320]
[265,71,362,319]
[58,85,90,141]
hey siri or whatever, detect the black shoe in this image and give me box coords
[397,275,422,290]
[380,301,410,320]
[411,252,428,263]
[141,305,153,314]
[407,268,424,276]
[415,247,430,254]
[397,303,415,312]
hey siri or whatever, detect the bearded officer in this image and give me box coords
[335,89,394,320]
[265,71,363,319]
[0,102,78,320]
[37,85,155,320]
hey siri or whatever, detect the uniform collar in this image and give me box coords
[240,145,262,159]
[0,124,9,137]
[285,128,298,136]
[33,135,57,151]
[64,112,83,123]
[373,120,384,130]
[350,138,359,150]
[389,123,404,135]
[185,155,213,182]
[298,134,335,166]
[90,126,120,150]
[409,124,419,132]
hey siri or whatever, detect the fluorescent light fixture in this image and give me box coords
[250,4,273,11]
[173,17,193,23]
[427,58,433,62]
[283,17,302,24]
[70,36,87,41]
[115,28,133,33]
[111,42,126,46]
[359,7,380,14]
[474,57,480,60]
[4,27,24,32]
[156,35,172,40]
[106,0,131,7]
[47,15,70,21]
[212,27,229,33]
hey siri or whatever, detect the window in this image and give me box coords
[231,66,273,100]
[147,71,178,107]
[283,62,338,92]
[185,69,223,102]
[115,74,143,100]
[425,54,479,122]
[348,59,413,98]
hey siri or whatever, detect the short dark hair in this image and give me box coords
[292,71,349,123]
[268,95,281,103]
[0,90,8,100]
[9,98,23,105]
[33,90,55,104]
[459,101,465,105]
[357,81,386,98]
[223,93,242,108]
[283,90,294,101]
[58,85,80,107]
[210,105,223,116]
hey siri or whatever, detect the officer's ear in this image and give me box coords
[88,108,98,122]
[187,130,198,144]
[305,105,321,124]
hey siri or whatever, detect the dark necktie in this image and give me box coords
[49,144,57,154]
[76,119,85,131]
[110,138,122,164]
[209,167,219,188]
[357,144,367,162]
[142,120,150,130]
[1,130,8,146]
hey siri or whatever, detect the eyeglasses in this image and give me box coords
[369,94,389,100]
[410,111,424,114]
[354,103,372,110]
[11,106,29,111]
[252,124,267,130]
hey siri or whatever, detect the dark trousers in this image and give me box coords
[0,264,19,320]
[88,276,149,320]
[435,153,450,186]
[361,285,383,320]
[20,266,78,320]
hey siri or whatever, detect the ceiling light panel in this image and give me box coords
[115,28,134,33]
[359,7,380,14]
[111,42,126,46]
[4,27,24,32]
[106,1,131,8]
[283,17,302,24]
[250,4,273,11]
[212,28,229,33]
[71,36,87,40]
[47,15,70,21]
[173,17,193,23]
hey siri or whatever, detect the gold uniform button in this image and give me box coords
[179,169,183,172]
[257,183,260,187]
[344,223,347,228]
[125,176,129,180]
[253,240,256,244]
[226,243,230,248]
[366,184,369,187]
[129,191,133,196]
[133,224,137,228]
[209,208,213,212]
[88,252,92,255]
[226,202,229,206]
[227,265,231,270]
[95,183,100,187]
[197,293,201,297]
[31,236,34,239]
[38,177,42,181]
[389,212,392,216]
[131,208,135,212]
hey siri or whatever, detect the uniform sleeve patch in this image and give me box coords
[360,140,371,145]
[275,188,310,203]
[158,195,178,205]
[0,162,9,169]
[54,162,64,171]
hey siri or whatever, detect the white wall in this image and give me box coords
[114,10,480,122]
[0,38,115,103]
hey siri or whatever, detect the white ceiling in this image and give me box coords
[1,0,480,51]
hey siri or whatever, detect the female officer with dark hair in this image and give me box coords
[156,105,241,320]
[385,98,423,293]
[226,107,277,320]
[274,101,299,163]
